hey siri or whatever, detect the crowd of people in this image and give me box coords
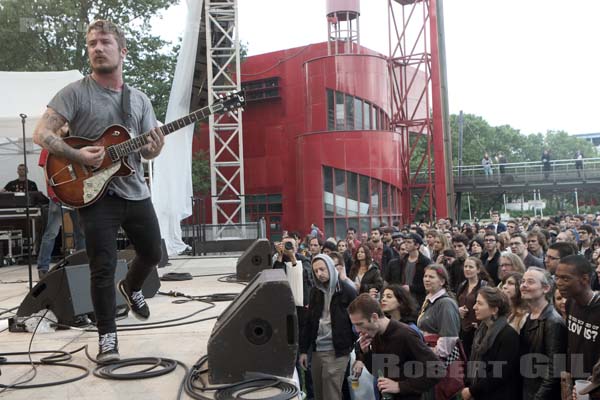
[275,212,600,399]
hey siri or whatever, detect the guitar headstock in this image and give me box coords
[216,90,246,113]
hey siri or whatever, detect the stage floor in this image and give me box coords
[0,255,270,399]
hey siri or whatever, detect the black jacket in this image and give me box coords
[481,250,501,285]
[272,253,313,307]
[299,279,357,357]
[520,303,567,400]
[468,323,520,400]
[385,252,431,306]
[357,264,384,294]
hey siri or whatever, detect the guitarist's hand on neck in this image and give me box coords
[140,127,164,160]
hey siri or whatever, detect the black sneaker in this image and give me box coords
[97,332,119,363]
[118,279,150,320]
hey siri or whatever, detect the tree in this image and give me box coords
[0,0,180,121]
[191,148,210,194]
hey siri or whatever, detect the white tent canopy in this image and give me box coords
[0,70,84,139]
[0,70,83,191]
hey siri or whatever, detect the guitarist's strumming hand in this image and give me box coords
[79,146,106,169]
[141,127,164,160]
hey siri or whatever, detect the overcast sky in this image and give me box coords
[154,0,600,135]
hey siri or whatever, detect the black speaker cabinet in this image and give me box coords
[17,260,128,326]
[48,249,160,298]
[235,238,272,281]
[18,257,161,325]
[207,269,298,384]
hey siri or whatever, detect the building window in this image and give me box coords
[327,89,335,130]
[323,166,401,239]
[245,193,283,221]
[335,91,345,130]
[354,97,363,129]
[325,89,390,132]
[242,77,280,102]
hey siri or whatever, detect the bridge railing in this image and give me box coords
[414,157,600,186]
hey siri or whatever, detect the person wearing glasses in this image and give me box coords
[481,231,501,285]
[509,233,544,268]
[544,242,577,277]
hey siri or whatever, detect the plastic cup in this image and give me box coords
[575,380,591,400]
[350,376,359,390]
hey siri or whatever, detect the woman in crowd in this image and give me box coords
[498,252,526,283]
[431,232,451,264]
[554,287,567,319]
[337,239,353,274]
[497,231,511,252]
[348,244,383,296]
[501,271,529,333]
[417,264,462,400]
[461,286,520,400]
[457,257,490,359]
[468,238,484,258]
[380,284,421,332]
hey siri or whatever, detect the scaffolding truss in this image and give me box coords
[388,0,451,222]
[205,0,246,233]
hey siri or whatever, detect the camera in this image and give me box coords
[284,241,294,251]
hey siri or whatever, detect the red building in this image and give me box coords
[193,1,430,241]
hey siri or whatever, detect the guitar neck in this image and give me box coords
[113,103,221,157]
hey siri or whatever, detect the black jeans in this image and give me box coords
[78,194,162,335]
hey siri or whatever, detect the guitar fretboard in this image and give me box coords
[108,103,221,161]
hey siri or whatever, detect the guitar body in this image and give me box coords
[44,91,245,208]
[45,125,134,208]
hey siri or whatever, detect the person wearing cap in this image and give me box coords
[299,254,357,400]
[384,232,431,307]
[555,255,600,400]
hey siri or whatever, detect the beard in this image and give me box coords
[92,63,119,74]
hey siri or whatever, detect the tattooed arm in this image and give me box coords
[33,108,105,168]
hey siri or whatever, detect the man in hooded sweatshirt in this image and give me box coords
[299,254,357,400]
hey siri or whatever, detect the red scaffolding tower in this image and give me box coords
[388,0,453,223]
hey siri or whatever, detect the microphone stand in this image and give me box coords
[20,113,33,290]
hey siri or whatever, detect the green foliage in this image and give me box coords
[449,113,598,165]
[191,149,210,194]
[0,0,180,121]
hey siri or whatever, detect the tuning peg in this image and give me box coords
[219,93,223,99]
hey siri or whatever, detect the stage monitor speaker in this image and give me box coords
[207,269,298,384]
[17,260,128,326]
[235,238,272,281]
[48,248,160,298]
[18,258,161,325]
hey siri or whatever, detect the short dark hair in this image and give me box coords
[477,286,510,317]
[483,231,498,241]
[451,234,469,246]
[309,237,323,246]
[548,242,577,258]
[87,20,126,49]
[510,232,527,244]
[347,227,356,234]
[322,241,337,252]
[580,224,594,235]
[329,251,343,265]
[348,293,384,319]
[560,254,594,280]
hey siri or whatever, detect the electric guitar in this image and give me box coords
[45,92,245,208]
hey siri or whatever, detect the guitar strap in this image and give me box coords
[121,83,132,131]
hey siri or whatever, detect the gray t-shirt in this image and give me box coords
[48,76,157,200]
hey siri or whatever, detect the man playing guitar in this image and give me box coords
[33,19,164,362]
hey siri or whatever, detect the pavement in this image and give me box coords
[0,256,300,399]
